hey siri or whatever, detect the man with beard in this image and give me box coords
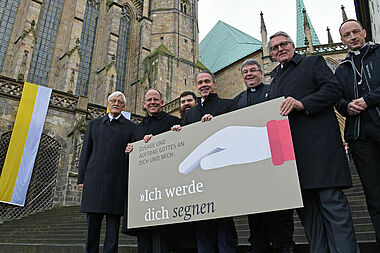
[335,19,380,249]
[183,70,237,253]
[124,88,181,253]
[179,91,198,121]
[268,31,359,253]
[78,91,136,253]
[234,59,295,253]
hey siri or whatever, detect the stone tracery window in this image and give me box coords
[76,0,100,96]
[115,6,131,92]
[27,0,64,86]
[0,132,61,221]
[0,0,21,72]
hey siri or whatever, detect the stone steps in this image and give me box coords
[0,161,377,252]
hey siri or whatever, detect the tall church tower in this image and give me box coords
[129,0,203,115]
[149,0,199,63]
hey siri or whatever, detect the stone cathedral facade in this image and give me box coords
[0,0,204,221]
[0,0,203,115]
[0,0,354,221]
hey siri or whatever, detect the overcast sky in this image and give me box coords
[198,0,357,45]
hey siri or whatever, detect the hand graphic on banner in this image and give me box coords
[178,119,295,174]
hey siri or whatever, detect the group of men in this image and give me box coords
[77,19,379,253]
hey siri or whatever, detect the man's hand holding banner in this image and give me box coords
[127,98,303,229]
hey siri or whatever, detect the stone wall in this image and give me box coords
[0,77,142,211]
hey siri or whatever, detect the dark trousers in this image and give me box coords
[248,209,294,251]
[349,119,380,245]
[137,228,170,253]
[297,188,359,253]
[86,213,120,253]
[195,218,236,253]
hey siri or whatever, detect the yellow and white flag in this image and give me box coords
[0,82,52,206]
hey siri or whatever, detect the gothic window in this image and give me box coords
[115,6,131,92]
[76,0,100,96]
[0,0,21,72]
[27,0,63,86]
[0,132,61,221]
[179,0,189,14]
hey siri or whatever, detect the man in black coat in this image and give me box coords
[78,91,136,253]
[335,19,380,248]
[124,88,182,253]
[234,59,294,253]
[268,31,359,253]
[183,70,237,253]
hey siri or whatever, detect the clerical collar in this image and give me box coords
[247,83,263,93]
[350,44,368,56]
[108,113,121,121]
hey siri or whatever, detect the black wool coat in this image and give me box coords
[269,53,352,190]
[78,115,136,215]
[183,93,237,125]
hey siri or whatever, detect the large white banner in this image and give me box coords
[128,98,303,228]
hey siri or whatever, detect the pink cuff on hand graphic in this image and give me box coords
[178,119,295,174]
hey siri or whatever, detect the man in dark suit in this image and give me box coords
[125,88,182,253]
[234,59,294,253]
[183,70,237,253]
[268,31,359,253]
[78,91,136,253]
[335,19,380,248]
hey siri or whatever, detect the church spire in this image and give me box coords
[327,27,333,44]
[303,8,314,53]
[296,0,320,47]
[260,11,269,57]
[341,5,348,21]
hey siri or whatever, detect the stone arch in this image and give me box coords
[0,132,62,221]
[324,56,340,73]
[180,0,190,14]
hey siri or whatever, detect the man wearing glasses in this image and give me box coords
[78,91,136,253]
[268,31,359,253]
[234,59,295,253]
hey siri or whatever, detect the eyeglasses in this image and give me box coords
[109,99,125,105]
[242,69,261,74]
[270,41,290,52]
